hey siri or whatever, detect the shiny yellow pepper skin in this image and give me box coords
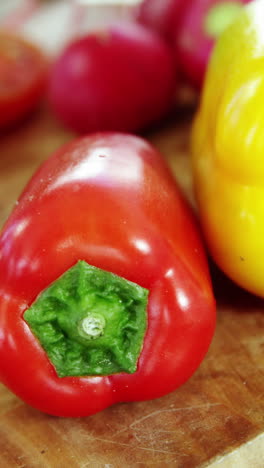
[192,0,264,297]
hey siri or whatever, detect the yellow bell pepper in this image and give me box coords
[192,0,264,297]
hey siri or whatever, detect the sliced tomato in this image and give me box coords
[0,32,48,128]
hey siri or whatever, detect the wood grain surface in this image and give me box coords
[0,101,263,468]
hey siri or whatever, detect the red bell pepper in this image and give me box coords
[0,133,216,417]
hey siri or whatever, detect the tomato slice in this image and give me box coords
[0,32,48,128]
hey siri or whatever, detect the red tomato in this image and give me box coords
[49,22,177,134]
[0,32,48,128]
[175,0,251,89]
[136,0,188,41]
[0,133,215,417]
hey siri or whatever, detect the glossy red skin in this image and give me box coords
[175,0,251,89]
[0,33,47,129]
[0,133,216,417]
[136,0,188,41]
[49,22,176,134]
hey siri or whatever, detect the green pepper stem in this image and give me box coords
[79,314,106,339]
[204,1,243,39]
[24,261,148,377]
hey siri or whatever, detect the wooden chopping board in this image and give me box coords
[0,100,263,468]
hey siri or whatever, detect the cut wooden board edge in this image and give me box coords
[206,433,264,468]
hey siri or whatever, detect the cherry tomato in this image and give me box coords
[136,0,188,41]
[175,0,251,89]
[49,22,177,134]
[0,32,48,128]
